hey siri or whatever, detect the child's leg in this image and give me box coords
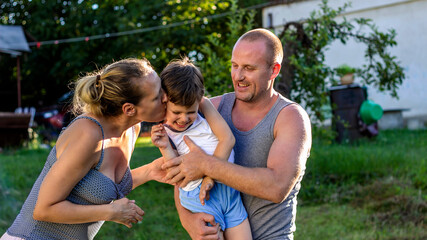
[224,218,252,240]
[219,230,225,240]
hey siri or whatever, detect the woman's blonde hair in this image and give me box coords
[72,58,154,117]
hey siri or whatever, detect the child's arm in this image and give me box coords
[199,97,235,161]
[198,97,235,204]
[151,124,177,162]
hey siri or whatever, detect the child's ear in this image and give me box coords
[123,103,135,117]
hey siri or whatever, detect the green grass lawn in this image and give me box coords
[1,129,426,239]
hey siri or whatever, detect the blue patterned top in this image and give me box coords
[7,116,133,240]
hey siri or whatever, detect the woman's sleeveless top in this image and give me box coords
[7,116,134,240]
[218,93,306,240]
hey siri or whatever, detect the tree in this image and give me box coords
[277,0,405,122]
[198,0,256,96]
[0,0,237,110]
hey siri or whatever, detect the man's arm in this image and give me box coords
[164,104,311,203]
[174,186,220,240]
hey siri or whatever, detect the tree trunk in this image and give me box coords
[276,21,311,99]
[276,41,295,98]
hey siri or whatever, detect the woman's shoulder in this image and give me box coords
[53,117,104,170]
[57,117,104,148]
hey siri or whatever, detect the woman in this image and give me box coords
[2,58,167,240]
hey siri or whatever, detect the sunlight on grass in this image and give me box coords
[1,131,425,239]
[135,136,154,147]
[296,203,426,240]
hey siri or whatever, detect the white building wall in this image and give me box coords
[263,0,427,122]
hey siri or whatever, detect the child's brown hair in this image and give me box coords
[160,56,205,107]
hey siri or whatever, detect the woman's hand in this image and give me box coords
[148,157,171,184]
[109,198,145,228]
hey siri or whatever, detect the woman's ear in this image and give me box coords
[123,103,135,117]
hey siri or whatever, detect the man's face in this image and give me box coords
[164,100,199,132]
[231,39,274,103]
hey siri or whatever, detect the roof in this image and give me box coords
[263,0,307,8]
[0,25,31,55]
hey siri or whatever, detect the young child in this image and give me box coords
[151,57,252,240]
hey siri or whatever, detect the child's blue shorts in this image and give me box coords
[179,182,248,231]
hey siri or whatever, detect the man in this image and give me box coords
[163,28,312,240]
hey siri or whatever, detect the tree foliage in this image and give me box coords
[277,0,405,122]
[0,0,242,110]
[198,0,256,96]
[1,0,404,127]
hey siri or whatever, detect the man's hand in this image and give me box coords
[162,136,207,187]
[182,212,220,240]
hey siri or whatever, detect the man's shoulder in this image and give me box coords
[279,103,307,118]
[275,103,311,134]
[210,95,222,108]
[210,92,234,109]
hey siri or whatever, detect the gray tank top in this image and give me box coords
[7,116,133,240]
[218,92,305,240]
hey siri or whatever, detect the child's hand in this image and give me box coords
[150,124,169,149]
[199,177,214,205]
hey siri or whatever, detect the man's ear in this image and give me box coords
[270,63,281,80]
[123,103,135,117]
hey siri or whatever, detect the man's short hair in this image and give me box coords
[160,57,205,107]
[238,28,283,66]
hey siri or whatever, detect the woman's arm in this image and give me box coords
[130,124,178,189]
[33,120,143,228]
[131,156,175,188]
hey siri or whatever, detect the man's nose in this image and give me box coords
[234,68,244,81]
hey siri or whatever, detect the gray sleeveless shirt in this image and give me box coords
[218,92,305,240]
[7,116,133,240]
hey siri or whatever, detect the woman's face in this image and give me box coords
[134,71,167,122]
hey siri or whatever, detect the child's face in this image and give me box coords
[165,100,199,131]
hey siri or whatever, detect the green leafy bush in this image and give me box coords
[335,64,356,77]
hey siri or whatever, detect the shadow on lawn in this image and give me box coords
[350,177,426,227]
